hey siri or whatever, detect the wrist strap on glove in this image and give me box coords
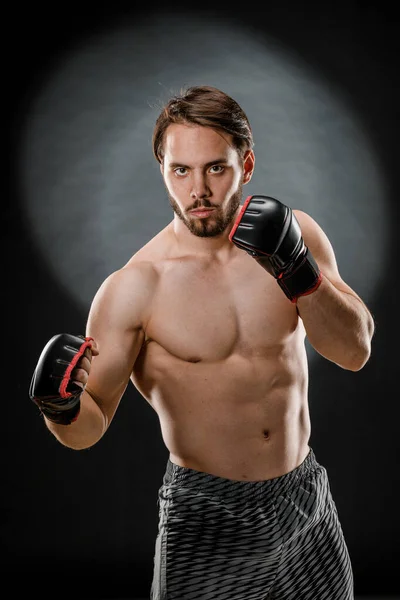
[256,248,323,303]
[277,247,323,303]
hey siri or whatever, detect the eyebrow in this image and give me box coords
[168,158,228,169]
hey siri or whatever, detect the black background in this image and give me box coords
[5,2,399,598]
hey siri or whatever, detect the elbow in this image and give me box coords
[350,317,375,371]
[345,341,372,372]
[346,359,368,372]
[69,442,98,451]
[327,333,372,371]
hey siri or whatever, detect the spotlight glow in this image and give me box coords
[19,13,388,316]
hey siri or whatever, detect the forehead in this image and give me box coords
[163,123,238,164]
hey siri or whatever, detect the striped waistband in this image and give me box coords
[163,447,320,500]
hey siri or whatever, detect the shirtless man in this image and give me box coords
[30,86,375,599]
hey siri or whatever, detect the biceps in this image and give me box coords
[85,326,145,419]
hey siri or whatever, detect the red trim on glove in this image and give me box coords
[59,337,94,398]
[229,195,253,243]
[70,410,80,423]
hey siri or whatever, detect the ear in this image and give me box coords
[159,161,164,175]
[242,150,255,184]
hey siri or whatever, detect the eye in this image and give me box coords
[209,165,224,173]
[174,167,187,177]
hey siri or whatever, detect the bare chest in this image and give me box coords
[144,257,299,362]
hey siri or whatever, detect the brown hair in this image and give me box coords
[152,85,254,164]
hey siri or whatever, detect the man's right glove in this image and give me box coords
[29,333,94,425]
[229,194,323,303]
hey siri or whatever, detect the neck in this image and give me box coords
[170,209,241,260]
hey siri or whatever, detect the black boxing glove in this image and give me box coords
[29,333,94,425]
[229,195,322,303]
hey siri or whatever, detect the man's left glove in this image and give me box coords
[29,333,94,425]
[229,194,323,303]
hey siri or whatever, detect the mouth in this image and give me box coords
[189,208,216,218]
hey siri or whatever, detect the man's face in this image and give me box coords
[161,124,252,238]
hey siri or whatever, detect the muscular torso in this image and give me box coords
[130,225,311,481]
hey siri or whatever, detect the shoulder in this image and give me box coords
[292,209,326,240]
[293,209,333,254]
[89,261,159,325]
[100,260,159,299]
[92,222,173,307]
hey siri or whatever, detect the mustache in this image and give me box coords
[187,199,218,212]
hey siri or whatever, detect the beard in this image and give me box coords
[169,183,243,238]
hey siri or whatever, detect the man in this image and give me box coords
[30,85,375,599]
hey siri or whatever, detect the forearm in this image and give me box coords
[296,275,375,370]
[43,389,107,450]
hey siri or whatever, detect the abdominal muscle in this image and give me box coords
[131,333,312,481]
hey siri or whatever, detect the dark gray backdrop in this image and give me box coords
[4,1,399,598]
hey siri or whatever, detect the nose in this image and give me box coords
[190,172,211,201]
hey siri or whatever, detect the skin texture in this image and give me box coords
[44,123,375,481]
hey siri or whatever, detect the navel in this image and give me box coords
[262,429,270,440]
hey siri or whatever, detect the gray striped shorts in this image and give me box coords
[150,447,354,599]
